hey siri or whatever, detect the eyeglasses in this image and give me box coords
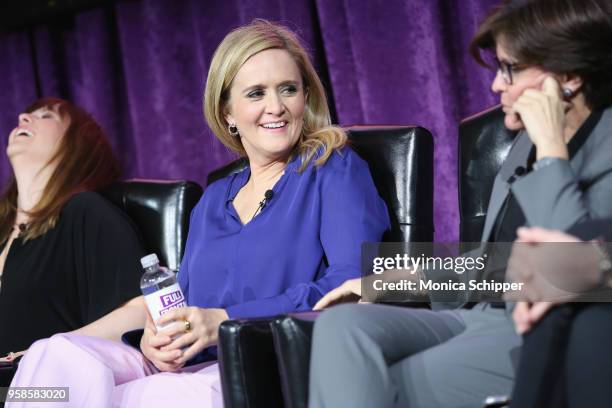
[494,57,526,85]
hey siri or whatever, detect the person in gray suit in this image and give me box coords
[308,0,612,407]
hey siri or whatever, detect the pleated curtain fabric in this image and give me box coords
[0,0,500,242]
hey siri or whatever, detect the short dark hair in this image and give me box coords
[471,0,612,109]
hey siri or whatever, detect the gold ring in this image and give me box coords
[184,320,192,333]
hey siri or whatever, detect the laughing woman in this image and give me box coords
[0,98,146,386]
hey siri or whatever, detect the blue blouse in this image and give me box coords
[178,147,390,318]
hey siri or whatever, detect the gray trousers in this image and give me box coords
[308,303,521,408]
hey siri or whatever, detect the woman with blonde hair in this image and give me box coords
[8,20,389,406]
[0,97,146,385]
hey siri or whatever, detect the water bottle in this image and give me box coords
[140,253,187,331]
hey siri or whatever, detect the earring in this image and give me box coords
[228,123,239,137]
[562,88,574,98]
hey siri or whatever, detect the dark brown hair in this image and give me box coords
[471,0,612,109]
[0,97,121,243]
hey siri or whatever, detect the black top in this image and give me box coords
[0,192,145,355]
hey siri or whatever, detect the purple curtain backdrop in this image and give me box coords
[0,0,500,241]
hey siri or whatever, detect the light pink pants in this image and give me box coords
[7,333,223,407]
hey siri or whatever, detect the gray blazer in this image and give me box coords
[430,106,612,307]
[482,106,612,241]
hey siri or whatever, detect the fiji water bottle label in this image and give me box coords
[144,283,187,330]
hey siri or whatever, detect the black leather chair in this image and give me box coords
[268,313,318,408]
[458,106,517,242]
[102,179,203,271]
[263,108,517,408]
[461,106,516,408]
[105,179,203,348]
[0,179,203,388]
[214,125,435,408]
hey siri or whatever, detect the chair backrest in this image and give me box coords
[207,125,434,243]
[347,126,434,242]
[102,179,203,271]
[458,106,517,242]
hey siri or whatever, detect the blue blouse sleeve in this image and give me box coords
[178,195,205,298]
[226,149,390,318]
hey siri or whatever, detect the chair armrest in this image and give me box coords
[218,318,284,408]
[0,363,18,387]
[121,329,144,350]
[270,312,319,408]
